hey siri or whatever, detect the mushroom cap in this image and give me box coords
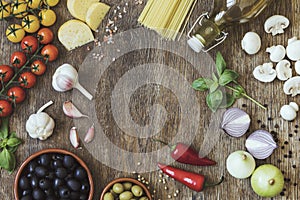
[289,102,299,112]
[283,76,300,96]
[253,63,276,83]
[295,60,300,75]
[241,32,261,55]
[276,60,292,81]
[280,105,297,121]
[264,15,289,36]
[286,40,300,61]
[266,45,286,63]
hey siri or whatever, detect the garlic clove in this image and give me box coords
[70,127,80,148]
[275,60,292,81]
[221,108,251,137]
[84,124,95,143]
[245,130,277,159]
[266,45,286,63]
[241,32,261,55]
[253,63,276,83]
[295,60,300,75]
[63,101,88,118]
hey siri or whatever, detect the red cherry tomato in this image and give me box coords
[37,28,54,44]
[21,35,38,54]
[18,72,36,89]
[10,51,27,68]
[0,65,14,82]
[31,60,47,76]
[41,44,58,62]
[7,86,26,104]
[0,100,13,117]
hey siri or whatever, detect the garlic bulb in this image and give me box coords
[245,130,277,159]
[221,108,251,137]
[52,63,93,100]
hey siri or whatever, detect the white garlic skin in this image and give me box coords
[266,45,286,63]
[241,32,261,55]
[280,104,298,121]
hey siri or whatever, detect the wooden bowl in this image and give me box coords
[100,177,152,200]
[14,148,94,200]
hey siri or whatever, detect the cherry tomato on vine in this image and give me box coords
[7,86,26,104]
[11,0,28,18]
[6,24,25,43]
[0,0,11,19]
[0,65,14,82]
[18,72,37,89]
[37,28,54,44]
[22,14,40,33]
[31,60,46,75]
[39,9,56,27]
[10,51,27,68]
[26,0,42,9]
[21,36,39,54]
[41,44,58,62]
[0,100,13,117]
[43,0,59,7]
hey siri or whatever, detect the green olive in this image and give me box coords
[119,191,134,200]
[123,182,133,191]
[113,183,124,194]
[103,192,114,200]
[131,185,143,197]
[139,197,149,200]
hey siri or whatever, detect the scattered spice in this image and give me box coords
[284,141,289,145]
[260,124,266,128]
[257,120,262,124]
[274,124,280,128]
[292,165,296,168]
[242,104,247,107]
[289,133,293,137]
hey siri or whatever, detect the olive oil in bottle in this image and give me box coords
[188,0,274,52]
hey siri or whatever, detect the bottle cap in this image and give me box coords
[187,36,204,53]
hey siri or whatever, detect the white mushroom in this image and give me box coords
[253,62,276,83]
[283,76,300,96]
[264,15,289,36]
[266,45,286,62]
[295,60,300,75]
[241,32,261,55]
[286,37,300,61]
[280,102,298,121]
[276,60,292,81]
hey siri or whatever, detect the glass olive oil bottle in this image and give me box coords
[188,0,274,52]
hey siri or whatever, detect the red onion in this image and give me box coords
[221,108,251,137]
[245,130,277,159]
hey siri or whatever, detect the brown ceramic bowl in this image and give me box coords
[14,148,94,200]
[100,177,152,200]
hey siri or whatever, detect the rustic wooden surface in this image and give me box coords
[1,0,300,199]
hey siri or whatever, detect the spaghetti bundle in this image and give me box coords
[138,0,197,40]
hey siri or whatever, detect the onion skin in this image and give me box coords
[245,130,277,159]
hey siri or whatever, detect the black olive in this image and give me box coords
[20,195,33,200]
[19,176,31,190]
[59,186,71,198]
[70,191,81,199]
[80,182,90,193]
[45,171,55,180]
[52,154,64,160]
[39,154,51,166]
[28,161,38,173]
[53,178,65,188]
[67,178,81,191]
[22,189,31,196]
[39,178,51,189]
[55,167,68,179]
[30,175,39,188]
[74,167,87,180]
[79,193,88,200]
[35,166,48,177]
[52,160,63,169]
[32,188,46,200]
[63,155,75,168]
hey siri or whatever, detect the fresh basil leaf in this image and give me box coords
[209,82,219,93]
[212,73,218,82]
[219,69,239,86]
[206,89,223,112]
[192,78,214,91]
[7,146,18,153]
[0,148,16,173]
[7,138,22,147]
[216,52,226,77]
[9,132,16,138]
[0,138,8,148]
[219,93,235,108]
[0,117,9,139]
[233,85,246,99]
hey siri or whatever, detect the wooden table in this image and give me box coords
[1,0,299,199]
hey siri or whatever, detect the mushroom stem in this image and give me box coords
[225,85,267,110]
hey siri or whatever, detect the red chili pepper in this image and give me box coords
[158,163,224,192]
[153,139,216,166]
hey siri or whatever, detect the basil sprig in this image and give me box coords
[0,118,22,174]
[192,52,266,112]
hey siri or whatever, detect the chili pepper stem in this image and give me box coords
[151,138,175,150]
[204,176,224,188]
